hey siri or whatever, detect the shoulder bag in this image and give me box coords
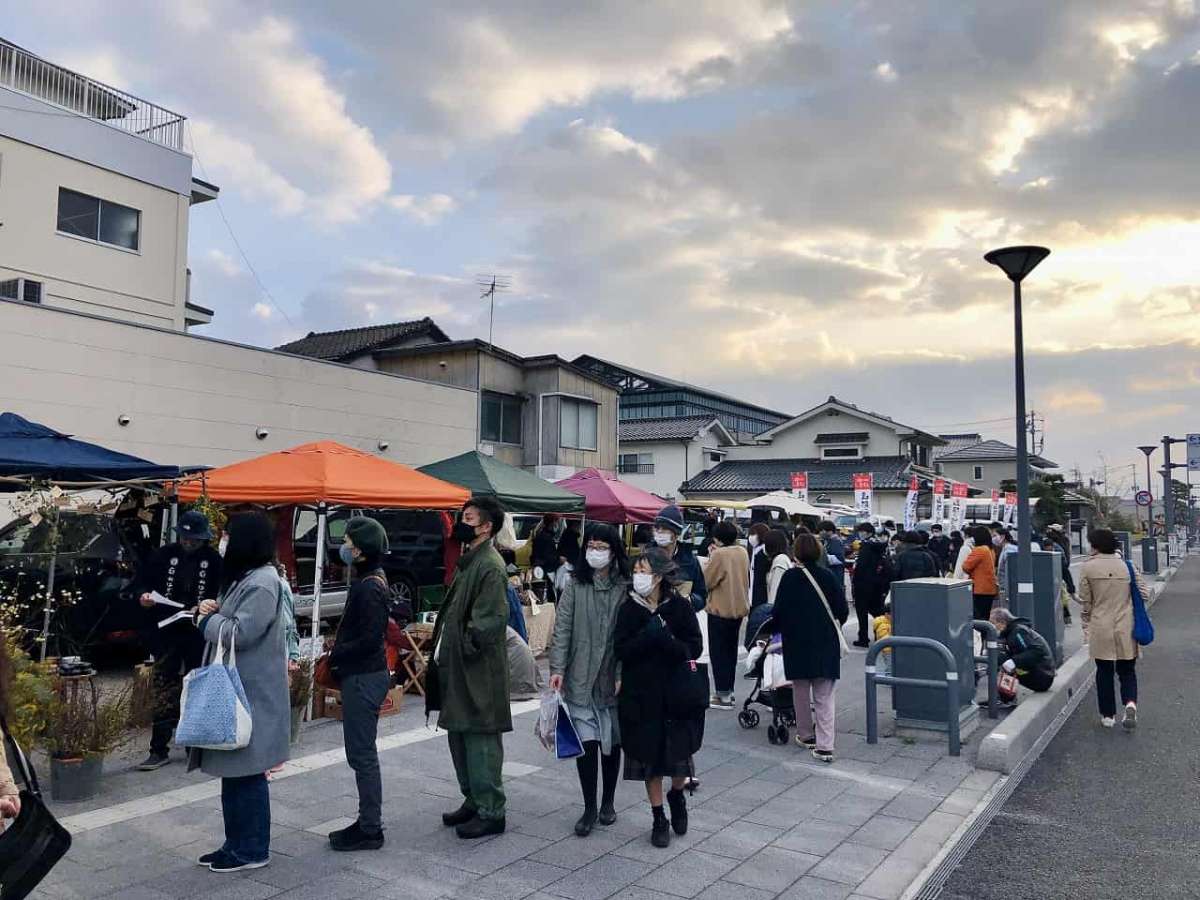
[175,620,253,751]
[0,719,71,900]
[1125,560,1154,646]
[660,597,710,720]
[799,565,850,659]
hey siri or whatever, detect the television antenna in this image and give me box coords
[476,274,511,347]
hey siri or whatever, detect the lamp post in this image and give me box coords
[984,245,1050,605]
[1138,445,1156,534]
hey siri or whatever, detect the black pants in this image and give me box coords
[150,640,205,756]
[341,670,390,833]
[855,592,883,643]
[576,741,621,810]
[1095,659,1137,718]
[707,615,742,696]
[973,594,996,622]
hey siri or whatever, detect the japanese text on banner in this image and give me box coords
[904,476,919,530]
[853,472,873,519]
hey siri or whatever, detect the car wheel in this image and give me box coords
[390,576,419,618]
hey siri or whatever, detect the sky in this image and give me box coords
[8,0,1200,494]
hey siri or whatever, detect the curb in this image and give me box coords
[976,564,1176,774]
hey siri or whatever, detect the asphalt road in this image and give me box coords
[939,556,1200,900]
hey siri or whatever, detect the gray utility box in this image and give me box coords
[891,578,978,736]
[1114,531,1132,561]
[1006,550,1064,665]
[1141,538,1158,576]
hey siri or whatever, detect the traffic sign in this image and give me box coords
[1135,490,1153,507]
[1188,433,1200,471]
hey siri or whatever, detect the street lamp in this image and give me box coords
[984,245,1050,604]
[1138,445,1156,533]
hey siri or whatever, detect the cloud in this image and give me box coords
[388,193,459,225]
[1043,387,1107,415]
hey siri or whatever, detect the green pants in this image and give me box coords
[447,731,506,820]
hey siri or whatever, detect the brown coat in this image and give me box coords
[0,723,18,801]
[704,544,751,619]
[1077,553,1146,661]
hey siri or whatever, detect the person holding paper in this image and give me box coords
[134,510,223,771]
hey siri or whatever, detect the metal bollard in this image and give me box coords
[865,636,961,757]
[972,620,1000,719]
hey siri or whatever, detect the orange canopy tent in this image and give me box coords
[174,440,470,507]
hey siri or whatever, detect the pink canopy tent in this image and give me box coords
[555,468,665,524]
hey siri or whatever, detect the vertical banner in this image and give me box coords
[790,471,809,503]
[951,482,969,530]
[853,473,874,519]
[932,478,946,524]
[1004,491,1017,526]
[904,476,919,530]
[989,489,1001,523]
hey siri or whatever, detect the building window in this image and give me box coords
[56,188,140,251]
[709,452,723,463]
[560,398,599,450]
[618,453,654,474]
[480,392,522,445]
[973,465,983,481]
[0,278,41,304]
[822,446,861,459]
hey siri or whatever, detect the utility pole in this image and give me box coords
[1027,410,1045,456]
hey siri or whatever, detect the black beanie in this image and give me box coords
[346,516,388,558]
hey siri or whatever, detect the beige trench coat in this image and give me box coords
[1077,553,1146,661]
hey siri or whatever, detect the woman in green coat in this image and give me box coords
[549,524,630,837]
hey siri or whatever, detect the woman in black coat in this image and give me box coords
[614,548,704,850]
[772,533,849,764]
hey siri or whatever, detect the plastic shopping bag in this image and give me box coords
[554,698,585,760]
[534,689,559,752]
[175,622,253,751]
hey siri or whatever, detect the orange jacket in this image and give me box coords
[962,545,998,596]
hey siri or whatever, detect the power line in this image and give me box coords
[927,416,1014,429]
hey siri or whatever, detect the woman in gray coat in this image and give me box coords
[549,524,630,837]
[191,512,289,873]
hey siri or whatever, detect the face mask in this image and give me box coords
[748,534,759,548]
[632,572,655,596]
[217,535,229,557]
[585,548,612,570]
[452,521,480,544]
[991,535,1003,547]
[339,544,357,566]
[653,530,674,547]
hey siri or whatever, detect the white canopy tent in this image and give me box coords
[744,491,826,518]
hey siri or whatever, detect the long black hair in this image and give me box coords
[574,523,631,585]
[221,511,276,591]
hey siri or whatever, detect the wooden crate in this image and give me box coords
[315,685,405,721]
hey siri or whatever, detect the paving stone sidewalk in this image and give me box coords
[36,586,1104,900]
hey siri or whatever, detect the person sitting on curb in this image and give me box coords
[989,608,1055,696]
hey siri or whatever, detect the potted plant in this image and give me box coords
[289,658,313,745]
[41,684,134,802]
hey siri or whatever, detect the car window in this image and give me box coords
[0,514,113,556]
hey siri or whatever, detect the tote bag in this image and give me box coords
[1125,560,1155,646]
[553,698,585,760]
[0,720,71,900]
[175,621,254,750]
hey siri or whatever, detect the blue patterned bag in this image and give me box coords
[175,622,254,750]
[1125,560,1154,647]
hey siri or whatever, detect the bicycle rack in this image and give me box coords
[973,620,1000,720]
[865,636,962,757]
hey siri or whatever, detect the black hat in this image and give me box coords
[346,516,388,557]
[176,510,213,541]
[654,505,685,534]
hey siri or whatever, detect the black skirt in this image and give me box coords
[623,754,693,781]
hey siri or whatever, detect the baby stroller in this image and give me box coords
[737,609,796,745]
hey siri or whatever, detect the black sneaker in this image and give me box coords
[456,816,505,840]
[650,810,671,848]
[852,639,870,649]
[137,753,171,772]
[442,804,476,827]
[196,850,223,867]
[208,851,269,873]
[329,821,384,852]
[812,749,835,764]
[795,735,817,749]
[597,803,617,826]
[574,808,598,837]
[666,789,688,836]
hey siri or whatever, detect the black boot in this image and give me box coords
[329,821,384,852]
[597,802,617,826]
[456,816,506,840]
[650,806,671,848]
[666,788,688,836]
[575,807,598,837]
[442,804,476,827]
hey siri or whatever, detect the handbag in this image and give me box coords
[1125,560,1154,646]
[0,719,71,900]
[175,621,254,751]
[997,671,1019,702]
[553,697,585,760]
[800,565,850,659]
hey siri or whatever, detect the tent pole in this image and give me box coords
[307,503,327,721]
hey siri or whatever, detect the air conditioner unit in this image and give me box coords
[0,278,43,304]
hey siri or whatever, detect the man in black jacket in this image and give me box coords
[893,532,940,580]
[850,523,893,648]
[135,511,222,771]
[927,524,952,575]
[989,609,1055,693]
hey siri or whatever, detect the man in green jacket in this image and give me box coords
[431,495,513,839]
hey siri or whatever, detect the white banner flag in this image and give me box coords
[904,476,919,530]
[932,478,946,524]
[853,473,873,519]
[989,490,1001,523]
[790,471,808,503]
[1004,492,1017,526]
[951,482,969,530]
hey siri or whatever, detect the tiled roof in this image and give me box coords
[275,318,449,361]
[620,417,720,442]
[936,439,1056,468]
[814,432,869,444]
[934,433,983,458]
[681,456,915,494]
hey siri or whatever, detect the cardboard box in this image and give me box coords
[316,685,404,721]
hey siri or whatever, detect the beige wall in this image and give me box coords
[729,408,907,461]
[0,135,191,330]
[0,301,477,468]
[938,460,1017,493]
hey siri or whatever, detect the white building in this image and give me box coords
[934,433,1057,494]
[0,38,217,331]
[617,416,736,500]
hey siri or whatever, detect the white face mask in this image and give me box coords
[585,548,612,570]
[632,572,655,596]
[748,534,759,548]
[652,529,674,547]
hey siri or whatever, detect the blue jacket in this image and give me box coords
[506,584,528,642]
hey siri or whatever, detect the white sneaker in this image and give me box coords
[1100,716,1116,728]
[1122,703,1137,730]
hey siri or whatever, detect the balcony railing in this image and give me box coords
[618,463,655,475]
[1,41,186,151]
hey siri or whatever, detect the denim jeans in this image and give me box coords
[341,670,390,833]
[221,774,270,863]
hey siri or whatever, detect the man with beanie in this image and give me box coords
[134,510,222,771]
[650,505,707,612]
[327,516,392,852]
[431,496,512,839]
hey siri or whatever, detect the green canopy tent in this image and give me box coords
[417,451,585,514]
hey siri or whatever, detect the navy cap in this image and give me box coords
[176,510,214,541]
[654,505,685,533]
